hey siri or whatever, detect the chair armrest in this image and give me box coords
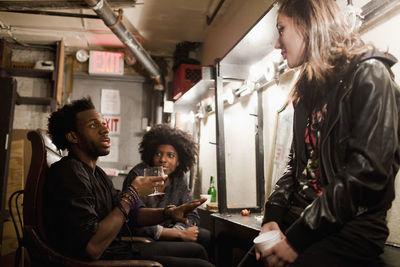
[120,236,153,243]
[24,226,162,267]
[77,260,162,266]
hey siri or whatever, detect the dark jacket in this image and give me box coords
[263,51,400,253]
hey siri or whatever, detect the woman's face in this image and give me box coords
[275,13,306,68]
[153,144,179,176]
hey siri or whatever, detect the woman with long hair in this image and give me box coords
[254,0,400,266]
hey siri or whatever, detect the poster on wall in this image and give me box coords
[100,136,119,162]
[103,115,121,135]
[268,103,294,195]
[101,89,120,114]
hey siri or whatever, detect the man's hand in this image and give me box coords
[179,226,199,242]
[165,198,206,224]
[131,176,165,197]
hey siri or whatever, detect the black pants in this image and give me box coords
[198,227,215,263]
[135,240,214,267]
[238,240,384,267]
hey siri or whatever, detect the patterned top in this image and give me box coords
[298,103,327,201]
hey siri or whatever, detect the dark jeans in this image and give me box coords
[135,241,214,267]
[125,224,214,265]
[198,227,215,263]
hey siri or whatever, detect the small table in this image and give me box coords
[211,212,262,248]
[212,212,262,232]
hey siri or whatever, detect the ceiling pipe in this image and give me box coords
[0,9,99,19]
[84,0,162,83]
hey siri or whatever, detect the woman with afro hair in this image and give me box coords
[123,124,213,261]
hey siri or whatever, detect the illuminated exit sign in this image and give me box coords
[89,51,124,76]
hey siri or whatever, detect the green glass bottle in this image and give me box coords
[207,176,217,202]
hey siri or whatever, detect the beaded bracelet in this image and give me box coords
[119,185,140,219]
[120,185,140,210]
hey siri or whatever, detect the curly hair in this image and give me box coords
[140,124,198,177]
[48,97,95,150]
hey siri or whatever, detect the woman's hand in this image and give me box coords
[179,225,199,242]
[165,198,206,224]
[255,222,283,261]
[261,238,298,267]
[131,176,165,197]
[254,222,298,266]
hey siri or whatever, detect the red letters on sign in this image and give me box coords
[104,117,120,134]
[89,51,124,75]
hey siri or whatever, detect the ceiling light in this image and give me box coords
[76,49,89,62]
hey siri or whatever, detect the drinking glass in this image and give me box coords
[144,166,166,196]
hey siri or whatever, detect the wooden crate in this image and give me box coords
[0,40,12,68]
[10,62,35,69]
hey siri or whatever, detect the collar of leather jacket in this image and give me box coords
[359,50,397,68]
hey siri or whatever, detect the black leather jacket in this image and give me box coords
[263,51,400,253]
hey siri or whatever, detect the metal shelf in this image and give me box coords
[174,66,215,112]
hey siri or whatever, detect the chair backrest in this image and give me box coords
[23,129,62,242]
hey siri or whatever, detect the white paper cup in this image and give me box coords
[253,230,281,252]
[200,194,211,208]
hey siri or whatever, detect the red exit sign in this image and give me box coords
[89,51,124,76]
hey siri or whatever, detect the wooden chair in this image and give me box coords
[21,129,162,267]
[8,189,24,267]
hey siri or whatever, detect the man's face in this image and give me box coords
[74,109,110,158]
[153,144,179,176]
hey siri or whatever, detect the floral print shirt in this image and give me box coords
[298,103,328,201]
